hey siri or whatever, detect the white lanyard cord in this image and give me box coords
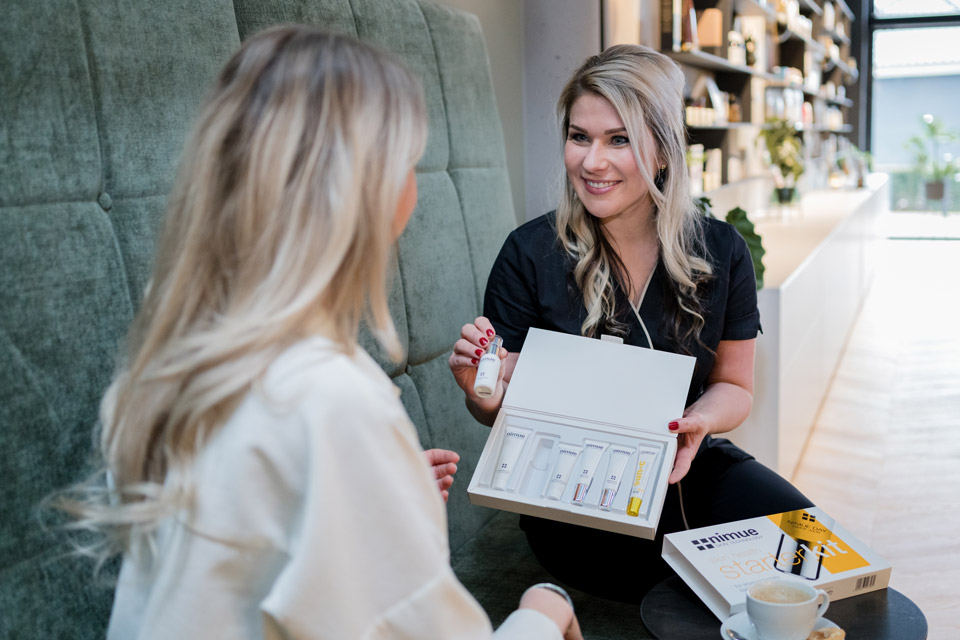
[631,267,693,529]
[629,268,656,351]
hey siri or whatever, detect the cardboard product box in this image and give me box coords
[466,328,695,539]
[662,506,892,620]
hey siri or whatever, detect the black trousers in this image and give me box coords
[520,437,814,603]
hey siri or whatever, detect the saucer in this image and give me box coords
[719,611,839,640]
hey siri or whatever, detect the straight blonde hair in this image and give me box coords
[63,26,427,555]
[555,45,712,348]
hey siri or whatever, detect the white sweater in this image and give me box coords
[107,337,560,640]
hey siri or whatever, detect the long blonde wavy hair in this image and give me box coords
[63,26,427,554]
[555,45,712,348]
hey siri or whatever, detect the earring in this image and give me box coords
[654,165,667,192]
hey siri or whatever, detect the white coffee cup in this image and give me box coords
[746,578,829,640]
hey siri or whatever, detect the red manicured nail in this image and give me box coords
[668,421,679,431]
[475,348,483,357]
[471,358,478,365]
[487,329,495,337]
[479,337,488,346]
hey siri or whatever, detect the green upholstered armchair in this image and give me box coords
[0,2,650,637]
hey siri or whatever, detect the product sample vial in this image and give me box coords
[544,443,583,501]
[473,335,503,398]
[572,481,591,504]
[544,479,566,501]
[599,487,617,511]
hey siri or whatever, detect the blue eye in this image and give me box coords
[568,132,588,143]
[611,135,630,146]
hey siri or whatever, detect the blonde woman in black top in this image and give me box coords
[449,45,811,600]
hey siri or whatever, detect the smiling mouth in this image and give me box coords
[583,178,620,194]
[585,179,618,188]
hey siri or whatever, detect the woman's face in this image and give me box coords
[392,169,418,239]
[564,93,659,224]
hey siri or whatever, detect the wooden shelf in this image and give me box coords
[734,0,777,22]
[761,122,852,134]
[661,0,859,190]
[768,81,820,98]
[687,122,756,130]
[778,26,827,57]
[666,50,776,80]
[798,0,823,16]
[824,56,859,81]
[768,83,855,108]
[834,0,855,21]
[686,122,757,151]
[796,123,854,134]
[826,96,855,108]
[822,26,851,46]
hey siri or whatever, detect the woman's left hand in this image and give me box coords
[667,411,712,484]
[424,448,461,502]
[666,340,757,483]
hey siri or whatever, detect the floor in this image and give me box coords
[791,210,960,639]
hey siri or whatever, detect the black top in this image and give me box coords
[483,212,761,408]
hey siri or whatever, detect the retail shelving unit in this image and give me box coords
[658,0,859,190]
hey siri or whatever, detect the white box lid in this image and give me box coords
[502,328,696,436]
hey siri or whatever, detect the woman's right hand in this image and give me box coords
[518,585,582,640]
[449,317,510,424]
[449,317,501,393]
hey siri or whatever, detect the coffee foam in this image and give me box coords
[750,583,811,604]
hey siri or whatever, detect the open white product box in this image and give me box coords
[467,328,695,539]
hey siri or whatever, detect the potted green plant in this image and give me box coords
[906,114,958,201]
[697,197,765,290]
[759,118,804,203]
[834,145,873,189]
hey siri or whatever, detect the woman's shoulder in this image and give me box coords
[261,337,402,425]
[700,214,738,244]
[191,339,415,546]
[498,211,563,266]
[506,211,557,244]
[266,337,364,389]
[699,214,747,262]
[211,338,413,487]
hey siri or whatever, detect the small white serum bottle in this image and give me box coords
[473,335,503,398]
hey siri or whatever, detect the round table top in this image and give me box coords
[640,576,928,640]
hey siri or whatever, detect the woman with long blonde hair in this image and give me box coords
[66,26,580,639]
[450,45,811,599]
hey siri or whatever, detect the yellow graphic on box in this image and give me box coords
[768,510,869,573]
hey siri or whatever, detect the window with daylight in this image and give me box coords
[869,3,960,213]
